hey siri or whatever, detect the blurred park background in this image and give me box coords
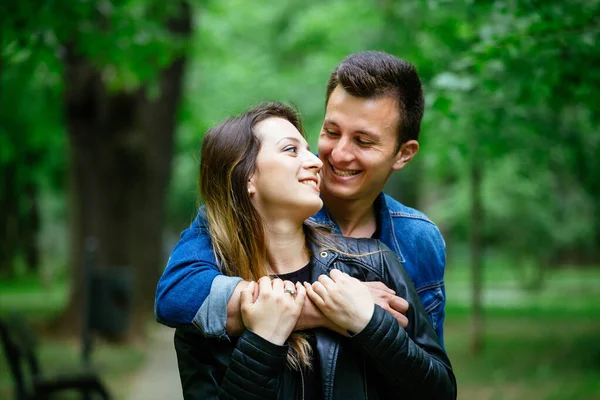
[1,0,599,398]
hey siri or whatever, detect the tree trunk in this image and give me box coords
[55,2,191,340]
[22,156,40,274]
[470,155,484,354]
[0,162,19,277]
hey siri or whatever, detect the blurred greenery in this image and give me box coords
[1,0,600,398]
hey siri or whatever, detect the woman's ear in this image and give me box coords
[247,178,256,197]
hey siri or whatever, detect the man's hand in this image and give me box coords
[363,281,409,328]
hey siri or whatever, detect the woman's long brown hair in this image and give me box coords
[199,102,312,370]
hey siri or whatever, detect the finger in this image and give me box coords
[397,313,409,328]
[271,278,284,294]
[311,280,329,299]
[363,281,395,294]
[257,276,272,296]
[240,281,256,306]
[304,281,325,308]
[389,296,409,314]
[294,282,306,307]
[384,307,409,328]
[329,269,348,282]
[283,280,297,296]
[317,274,335,288]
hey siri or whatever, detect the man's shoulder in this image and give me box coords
[383,194,434,224]
[381,194,445,246]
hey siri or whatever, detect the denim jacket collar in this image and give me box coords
[308,192,406,263]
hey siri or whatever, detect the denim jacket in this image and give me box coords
[155,192,446,346]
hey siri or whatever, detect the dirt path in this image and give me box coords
[127,325,182,400]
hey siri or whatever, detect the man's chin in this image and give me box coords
[322,182,360,201]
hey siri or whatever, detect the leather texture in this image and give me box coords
[174,236,456,400]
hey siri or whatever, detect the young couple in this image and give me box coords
[156,51,456,399]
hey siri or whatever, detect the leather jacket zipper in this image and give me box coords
[300,366,305,400]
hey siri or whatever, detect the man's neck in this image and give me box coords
[321,190,378,238]
[263,221,310,275]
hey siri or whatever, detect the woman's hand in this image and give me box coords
[305,269,375,334]
[240,276,306,345]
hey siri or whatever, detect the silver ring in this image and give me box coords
[284,288,297,297]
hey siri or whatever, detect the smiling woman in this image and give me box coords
[172,101,456,399]
[248,116,323,223]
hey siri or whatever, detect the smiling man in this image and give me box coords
[155,51,447,347]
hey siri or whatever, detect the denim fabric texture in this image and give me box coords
[155,192,447,346]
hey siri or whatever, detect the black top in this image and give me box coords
[277,264,322,400]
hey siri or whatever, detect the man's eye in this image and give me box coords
[356,138,372,146]
[325,130,340,137]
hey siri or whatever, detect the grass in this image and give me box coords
[444,258,600,400]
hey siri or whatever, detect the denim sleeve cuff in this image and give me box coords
[193,275,243,340]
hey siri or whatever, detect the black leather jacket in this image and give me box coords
[174,237,457,399]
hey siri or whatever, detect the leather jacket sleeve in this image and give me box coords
[219,330,287,400]
[349,244,457,400]
[174,327,287,400]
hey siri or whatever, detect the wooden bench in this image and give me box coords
[0,315,111,400]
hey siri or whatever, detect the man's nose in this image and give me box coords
[330,137,354,163]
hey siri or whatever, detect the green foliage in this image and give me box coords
[1,0,191,274]
[3,0,599,276]
[167,0,600,270]
[445,260,600,399]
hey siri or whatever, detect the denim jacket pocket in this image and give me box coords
[416,281,444,328]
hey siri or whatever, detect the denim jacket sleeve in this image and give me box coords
[155,208,238,334]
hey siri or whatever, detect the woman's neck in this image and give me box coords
[264,220,310,275]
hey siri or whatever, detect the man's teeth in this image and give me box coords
[332,167,360,177]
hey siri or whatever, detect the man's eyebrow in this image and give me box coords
[323,119,339,127]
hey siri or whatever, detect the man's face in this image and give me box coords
[318,86,407,203]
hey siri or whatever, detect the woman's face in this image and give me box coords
[248,117,323,222]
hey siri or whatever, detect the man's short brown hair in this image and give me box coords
[325,51,425,152]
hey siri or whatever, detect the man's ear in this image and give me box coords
[392,140,419,171]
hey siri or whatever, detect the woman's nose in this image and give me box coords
[304,152,323,171]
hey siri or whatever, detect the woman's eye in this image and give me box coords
[284,146,298,154]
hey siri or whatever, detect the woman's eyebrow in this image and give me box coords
[276,136,301,145]
[276,137,309,149]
